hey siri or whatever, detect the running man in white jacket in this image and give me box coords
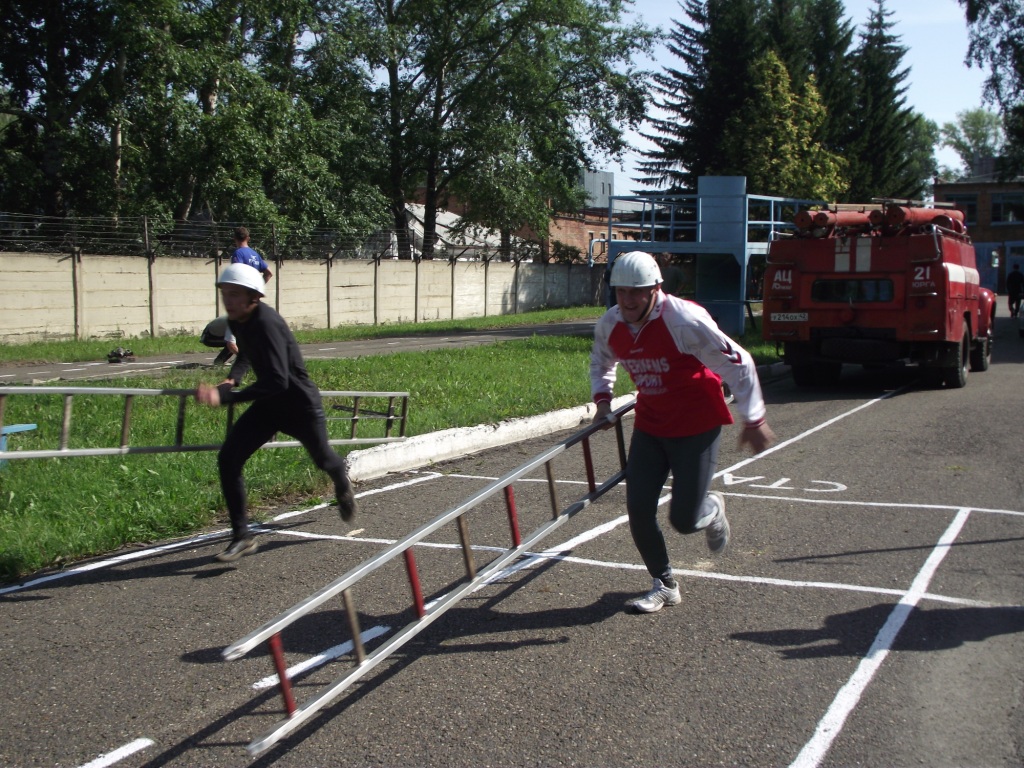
[590,251,775,613]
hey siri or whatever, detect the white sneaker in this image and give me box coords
[627,578,682,613]
[705,492,730,555]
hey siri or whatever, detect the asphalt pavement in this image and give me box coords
[4,314,1021,767]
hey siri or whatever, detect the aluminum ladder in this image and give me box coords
[0,386,409,460]
[222,400,635,756]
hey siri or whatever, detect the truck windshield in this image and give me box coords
[811,278,894,303]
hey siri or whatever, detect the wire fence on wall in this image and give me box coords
[0,211,543,264]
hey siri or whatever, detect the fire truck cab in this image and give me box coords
[762,200,996,388]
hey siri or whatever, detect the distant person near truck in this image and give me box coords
[1007,263,1024,318]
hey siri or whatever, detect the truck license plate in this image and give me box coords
[770,312,808,321]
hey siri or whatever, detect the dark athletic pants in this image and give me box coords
[625,425,721,584]
[218,395,347,538]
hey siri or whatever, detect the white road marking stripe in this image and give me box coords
[253,626,390,690]
[77,738,154,768]
[272,519,1006,610]
[790,508,973,768]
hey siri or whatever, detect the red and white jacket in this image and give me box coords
[590,291,767,438]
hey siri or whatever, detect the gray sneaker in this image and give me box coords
[215,536,259,563]
[627,578,682,613]
[705,492,730,555]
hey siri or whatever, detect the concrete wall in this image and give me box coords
[0,252,603,343]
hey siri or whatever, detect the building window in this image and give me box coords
[944,193,977,225]
[992,192,1024,224]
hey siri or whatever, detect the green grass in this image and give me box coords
[0,307,778,583]
[0,305,608,364]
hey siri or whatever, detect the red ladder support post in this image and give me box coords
[403,550,426,618]
[268,633,297,717]
[503,486,521,546]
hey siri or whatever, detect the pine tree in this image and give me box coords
[844,0,921,200]
[804,0,857,154]
[635,0,768,191]
[765,0,811,91]
[717,50,847,199]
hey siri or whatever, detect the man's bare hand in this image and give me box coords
[195,382,221,407]
[592,400,615,430]
[738,422,775,454]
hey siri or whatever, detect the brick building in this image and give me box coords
[934,159,1024,293]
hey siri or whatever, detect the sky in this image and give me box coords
[613,0,990,191]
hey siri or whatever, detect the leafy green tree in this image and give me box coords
[843,0,921,200]
[118,0,386,233]
[956,0,1023,173]
[958,0,1024,107]
[940,107,1005,176]
[0,0,388,234]
[906,114,940,195]
[717,50,846,199]
[0,0,166,215]
[365,0,653,259]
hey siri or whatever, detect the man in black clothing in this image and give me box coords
[195,263,356,562]
[1007,263,1024,318]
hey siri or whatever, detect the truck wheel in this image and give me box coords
[791,362,840,387]
[969,331,991,372]
[815,361,842,385]
[943,324,969,388]
[792,364,815,387]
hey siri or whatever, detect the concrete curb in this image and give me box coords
[346,394,636,483]
[347,362,790,483]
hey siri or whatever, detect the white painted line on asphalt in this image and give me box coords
[723,491,1024,517]
[253,626,391,690]
[790,508,973,768]
[271,476,440,522]
[0,478,438,595]
[76,738,154,768]
[270,515,1004,609]
[716,391,897,476]
[64,368,87,372]
[432,470,590,486]
[0,530,230,595]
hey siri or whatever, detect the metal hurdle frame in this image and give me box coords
[0,386,409,460]
[222,399,635,756]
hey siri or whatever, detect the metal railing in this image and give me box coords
[0,386,409,460]
[222,399,635,756]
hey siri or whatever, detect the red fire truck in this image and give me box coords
[762,200,996,388]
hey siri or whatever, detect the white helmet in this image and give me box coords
[609,251,663,288]
[216,263,265,296]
